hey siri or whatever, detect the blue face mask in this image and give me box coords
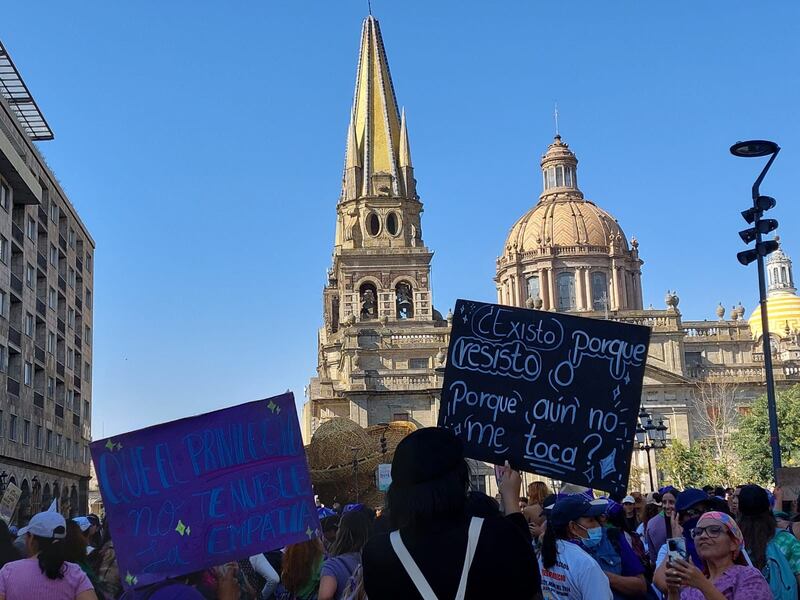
[579,524,604,548]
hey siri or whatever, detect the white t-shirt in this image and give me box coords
[538,539,613,600]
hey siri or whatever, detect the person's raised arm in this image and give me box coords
[497,461,522,516]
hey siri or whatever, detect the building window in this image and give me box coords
[47,331,55,354]
[47,376,55,398]
[67,308,75,329]
[50,202,58,223]
[556,165,564,187]
[470,473,487,493]
[84,326,91,345]
[9,415,17,441]
[367,213,381,237]
[0,411,3,437]
[35,425,43,449]
[50,244,58,265]
[25,263,34,288]
[565,167,574,187]
[48,287,57,309]
[67,267,75,288]
[85,290,92,309]
[85,253,92,273]
[66,349,74,370]
[0,291,5,318]
[591,272,609,311]
[65,437,71,460]
[0,181,10,210]
[68,228,75,248]
[0,345,6,372]
[546,168,556,189]
[66,389,74,411]
[386,212,400,236]
[23,362,33,386]
[26,216,36,240]
[557,272,575,310]
[23,419,30,445]
[0,236,7,264]
[526,276,540,304]
[83,400,90,420]
[392,412,410,421]
[84,362,91,381]
[409,358,428,369]
[56,433,62,456]
[24,312,34,336]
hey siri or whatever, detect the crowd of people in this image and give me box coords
[1,428,800,599]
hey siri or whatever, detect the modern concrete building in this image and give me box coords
[0,40,94,521]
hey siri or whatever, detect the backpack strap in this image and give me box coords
[454,517,484,600]
[390,516,485,600]
[390,530,439,600]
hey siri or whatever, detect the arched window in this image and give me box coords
[396,281,414,319]
[781,266,788,284]
[359,282,378,320]
[556,166,564,187]
[546,168,556,189]
[526,276,540,303]
[42,483,51,509]
[367,213,381,236]
[565,167,573,187]
[557,272,575,310]
[591,272,609,311]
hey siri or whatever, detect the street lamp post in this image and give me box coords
[635,408,669,491]
[731,140,782,477]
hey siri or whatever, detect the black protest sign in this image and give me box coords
[438,299,650,495]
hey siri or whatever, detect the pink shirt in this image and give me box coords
[680,565,772,600]
[0,558,93,600]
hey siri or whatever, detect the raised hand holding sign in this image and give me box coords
[438,300,650,495]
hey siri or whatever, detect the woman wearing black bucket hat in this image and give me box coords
[362,427,541,599]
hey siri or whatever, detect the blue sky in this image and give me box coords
[4,1,799,437]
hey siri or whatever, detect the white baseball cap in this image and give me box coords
[72,516,91,532]
[622,495,636,504]
[18,511,67,539]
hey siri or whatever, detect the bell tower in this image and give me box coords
[305,16,449,440]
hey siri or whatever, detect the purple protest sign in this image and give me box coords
[91,393,318,590]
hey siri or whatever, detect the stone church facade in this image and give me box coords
[305,15,800,490]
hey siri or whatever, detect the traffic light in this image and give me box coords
[738,195,778,265]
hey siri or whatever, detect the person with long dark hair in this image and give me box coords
[362,427,541,598]
[0,511,96,600]
[737,484,800,598]
[0,521,20,570]
[646,487,679,565]
[318,508,373,600]
[539,495,612,599]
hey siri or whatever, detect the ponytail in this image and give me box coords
[35,535,66,580]
[542,521,571,570]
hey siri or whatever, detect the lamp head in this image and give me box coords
[730,140,780,157]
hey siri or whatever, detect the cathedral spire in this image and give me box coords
[341,15,407,201]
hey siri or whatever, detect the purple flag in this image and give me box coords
[91,393,318,590]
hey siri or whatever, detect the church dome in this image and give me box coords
[495,135,643,313]
[505,198,629,252]
[747,239,800,339]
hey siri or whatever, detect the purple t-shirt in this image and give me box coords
[617,534,646,577]
[0,558,94,600]
[320,551,360,600]
[680,564,771,600]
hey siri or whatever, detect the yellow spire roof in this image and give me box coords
[342,16,409,199]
